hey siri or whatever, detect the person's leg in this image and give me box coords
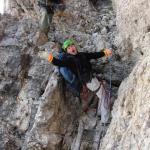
[59,67,76,83]
[66,83,80,97]
[59,67,81,97]
[85,77,100,112]
[86,78,110,123]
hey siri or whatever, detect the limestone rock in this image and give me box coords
[1,0,139,149]
[100,56,150,150]
[100,0,150,149]
[113,0,150,60]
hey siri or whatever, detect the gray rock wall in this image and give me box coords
[1,0,150,149]
[100,0,150,149]
[113,0,150,60]
[100,56,150,150]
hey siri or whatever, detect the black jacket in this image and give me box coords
[52,51,105,83]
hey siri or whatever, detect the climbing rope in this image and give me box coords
[102,56,112,110]
[108,56,112,103]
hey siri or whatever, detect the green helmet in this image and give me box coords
[62,39,75,50]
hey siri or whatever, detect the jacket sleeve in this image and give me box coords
[84,51,105,60]
[51,57,71,67]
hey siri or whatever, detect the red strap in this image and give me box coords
[81,85,89,101]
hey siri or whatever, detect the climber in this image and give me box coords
[49,41,81,97]
[58,48,82,97]
[37,0,65,45]
[47,39,112,124]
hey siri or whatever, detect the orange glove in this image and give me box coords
[104,49,112,57]
[48,53,54,62]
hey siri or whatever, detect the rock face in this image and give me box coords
[100,0,150,149]
[113,0,150,60]
[0,0,119,149]
[100,57,150,150]
[6,0,37,17]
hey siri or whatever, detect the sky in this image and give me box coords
[0,0,4,14]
